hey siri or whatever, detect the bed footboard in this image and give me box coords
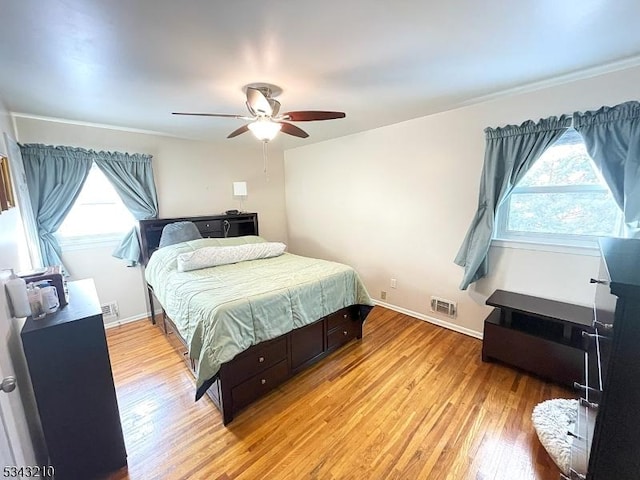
[162,305,366,425]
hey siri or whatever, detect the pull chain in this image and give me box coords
[262,140,270,182]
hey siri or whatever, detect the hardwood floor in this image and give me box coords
[104,306,572,480]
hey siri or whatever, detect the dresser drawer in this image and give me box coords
[231,359,289,412]
[327,318,359,350]
[327,307,355,331]
[226,337,287,386]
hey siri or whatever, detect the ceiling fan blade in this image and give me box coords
[282,111,346,122]
[279,122,309,138]
[227,124,250,138]
[173,112,251,119]
[246,87,273,116]
[269,99,281,117]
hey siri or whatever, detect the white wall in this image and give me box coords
[284,66,640,336]
[15,117,288,324]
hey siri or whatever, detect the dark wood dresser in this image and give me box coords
[21,279,127,479]
[567,238,640,479]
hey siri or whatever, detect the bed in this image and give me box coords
[139,213,373,424]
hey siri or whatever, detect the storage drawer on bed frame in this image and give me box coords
[161,306,365,425]
[328,317,360,350]
[231,360,289,412]
[327,306,360,351]
[327,307,354,330]
[164,317,195,371]
[226,337,288,386]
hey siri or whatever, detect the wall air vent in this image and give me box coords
[430,296,457,318]
[101,301,119,319]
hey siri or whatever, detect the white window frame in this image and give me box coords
[55,164,135,251]
[494,135,624,251]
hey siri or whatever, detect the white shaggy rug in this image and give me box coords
[531,398,579,475]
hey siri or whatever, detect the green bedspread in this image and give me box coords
[144,236,373,397]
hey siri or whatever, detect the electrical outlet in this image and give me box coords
[381,291,387,300]
[390,278,397,289]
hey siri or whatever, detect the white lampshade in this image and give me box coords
[248,118,282,141]
[233,181,247,196]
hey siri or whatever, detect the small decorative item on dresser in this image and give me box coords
[5,269,31,318]
[39,281,60,313]
[26,283,45,320]
[19,265,67,308]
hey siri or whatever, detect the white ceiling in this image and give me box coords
[2,0,640,148]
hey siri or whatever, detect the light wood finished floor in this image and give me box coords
[104,306,573,480]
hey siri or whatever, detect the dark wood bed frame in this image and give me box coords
[138,213,370,425]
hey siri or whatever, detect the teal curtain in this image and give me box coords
[20,144,93,269]
[454,116,571,290]
[94,152,158,266]
[573,101,640,238]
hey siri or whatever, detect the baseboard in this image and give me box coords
[372,300,483,340]
[102,304,485,340]
[104,312,150,329]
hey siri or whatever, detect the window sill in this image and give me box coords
[491,238,601,257]
[57,234,124,252]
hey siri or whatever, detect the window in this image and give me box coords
[56,164,135,245]
[495,128,623,247]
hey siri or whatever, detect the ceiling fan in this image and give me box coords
[172,83,345,142]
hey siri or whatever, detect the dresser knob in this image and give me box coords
[343,330,348,336]
[259,356,264,363]
[261,379,266,385]
[343,314,348,319]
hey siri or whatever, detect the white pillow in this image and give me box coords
[177,242,286,272]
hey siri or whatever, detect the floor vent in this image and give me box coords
[430,296,457,318]
[101,301,119,319]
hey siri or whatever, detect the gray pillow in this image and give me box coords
[158,221,202,248]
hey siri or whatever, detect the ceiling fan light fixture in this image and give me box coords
[173,82,344,142]
[248,118,282,141]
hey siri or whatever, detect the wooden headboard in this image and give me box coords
[138,213,259,265]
